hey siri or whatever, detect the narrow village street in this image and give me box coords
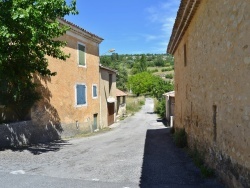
[0,98,224,188]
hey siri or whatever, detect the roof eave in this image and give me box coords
[167,0,201,55]
[58,18,104,44]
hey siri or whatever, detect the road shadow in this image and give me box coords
[139,128,224,188]
[4,140,71,155]
[156,118,168,126]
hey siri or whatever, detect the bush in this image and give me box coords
[173,128,187,148]
[149,68,158,73]
[165,74,173,79]
[154,99,166,118]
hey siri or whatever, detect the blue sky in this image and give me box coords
[65,0,180,55]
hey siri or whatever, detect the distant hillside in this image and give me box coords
[100,53,174,91]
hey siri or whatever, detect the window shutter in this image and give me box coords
[77,85,86,105]
[93,85,97,97]
[78,44,85,66]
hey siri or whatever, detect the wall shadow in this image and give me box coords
[139,128,210,188]
[0,75,64,149]
[32,75,63,140]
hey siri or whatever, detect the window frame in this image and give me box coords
[75,83,87,107]
[77,42,86,67]
[92,84,98,99]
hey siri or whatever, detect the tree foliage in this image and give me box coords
[116,67,128,91]
[130,54,147,75]
[0,0,78,120]
[128,72,173,99]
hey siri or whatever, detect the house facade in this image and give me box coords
[32,19,103,137]
[99,65,117,127]
[167,0,250,187]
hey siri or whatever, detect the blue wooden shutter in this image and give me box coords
[77,85,86,105]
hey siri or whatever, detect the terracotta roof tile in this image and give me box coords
[116,89,127,97]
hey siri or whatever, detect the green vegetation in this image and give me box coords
[188,147,215,178]
[173,128,187,148]
[154,99,166,118]
[172,128,215,178]
[100,53,175,91]
[0,0,78,120]
[149,68,159,73]
[126,95,145,115]
[128,72,173,99]
[165,74,173,79]
[162,67,174,72]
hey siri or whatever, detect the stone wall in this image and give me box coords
[173,0,250,187]
[0,120,96,148]
[0,121,61,148]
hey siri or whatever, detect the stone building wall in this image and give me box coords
[173,0,250,187]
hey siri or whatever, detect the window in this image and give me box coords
[184,43,187,67]
[76,84,87,106]
[109,74,112,93]
[92,84,98,98]
[78,43,86,66]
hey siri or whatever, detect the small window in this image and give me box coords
[109,74,112,92]
[78,43,86,66]
[76,84,87,106]
[184,44,187,67]
[92,84,98,98]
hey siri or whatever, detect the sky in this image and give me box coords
[65,0,180,55]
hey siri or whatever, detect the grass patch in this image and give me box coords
[70,127,111,139]
[188,146,215,178]
[165,74,173,79]
[126,95,145,115]
[172,128,215,178]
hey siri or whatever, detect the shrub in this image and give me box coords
[173,128,187,148]
[165,74,173,79]
[154,99,166,118]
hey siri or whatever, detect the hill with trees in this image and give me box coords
[100,53,174,99]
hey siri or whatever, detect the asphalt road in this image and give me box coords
[0,98,224,188]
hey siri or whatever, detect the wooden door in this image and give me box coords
[107,103,115,126]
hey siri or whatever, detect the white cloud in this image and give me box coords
[144,0,179,53]
[161,17,175,33]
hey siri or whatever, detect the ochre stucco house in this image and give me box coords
[167,0,250,187]
[99,65,117,127]
[32,19,104,137]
